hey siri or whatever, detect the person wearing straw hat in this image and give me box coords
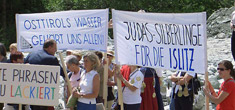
[106,50,116,110]
[72,50,83,62]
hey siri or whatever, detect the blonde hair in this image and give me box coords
[9,43,17,50]
[83,52,100,71]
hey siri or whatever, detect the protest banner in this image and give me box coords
[0,63,60,106]
[112,9,207,74]
[16,9,109,108]
[16,9,109,52]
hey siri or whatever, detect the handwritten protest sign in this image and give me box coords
[112,9,207,73]
[16,9,109,52]
[0,63,60,106]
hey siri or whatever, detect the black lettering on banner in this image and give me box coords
[123,21,153,43]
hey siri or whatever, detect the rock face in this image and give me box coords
[207,7,235,39]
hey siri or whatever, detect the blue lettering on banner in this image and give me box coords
[24,20,31,30]
[30,86,35,98]
[23,18,71,30]
[83,33,104,45]
[135,45,164,67]
[67,34,82,44]
[153,47,164,67]
[135,45,140,64]
[74,17,102,28]
[31,34,64,46]
[44,87,50,99]
[169,48,194,71]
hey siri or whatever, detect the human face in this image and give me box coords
[66,63,74,72]
[76,56,82,62]
[83,57,93,72]
[10,47,17,54]
[107,54,113,63]
[217,64,230,79]
[48,43,57,55]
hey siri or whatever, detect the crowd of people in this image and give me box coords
[0,40,165,110]
[1,8,235,109]
[0,39,235,110]
[0,38,235,110]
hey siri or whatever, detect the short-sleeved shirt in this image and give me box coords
[216,78,235,110]
[123,69,144,104]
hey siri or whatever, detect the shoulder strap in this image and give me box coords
[122,69,138,92]
[68,72,72,79]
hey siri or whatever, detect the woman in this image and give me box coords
[65,55,84,88]
[65,54,84,89]
[9,43,17,54]
[65,55,84,110]
[0,43,7,63]
[72,52,100,110]
[204,60,235,110]
[116,65,144,110]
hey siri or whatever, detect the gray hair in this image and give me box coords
[65,55,79,65]
[83,52,100,70]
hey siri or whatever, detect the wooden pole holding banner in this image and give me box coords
[19,104,22,110]
[115,65,124,110]
[205,71,209,110]
[58,52,72,95]
[103,53,108,109]
[116,76,124,110]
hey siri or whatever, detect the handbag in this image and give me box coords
[66,94,78,108]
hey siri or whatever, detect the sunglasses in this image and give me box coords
[107,54,113,57]
[217,68,228,71]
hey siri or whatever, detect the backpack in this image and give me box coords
[191,73,201,94]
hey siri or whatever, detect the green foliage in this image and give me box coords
[0,0,234,49]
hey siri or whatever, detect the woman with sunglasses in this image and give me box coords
[204,60,235,110]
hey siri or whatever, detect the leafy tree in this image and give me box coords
[0,0,234,49]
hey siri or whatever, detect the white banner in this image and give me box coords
[0,63,60,106]
[16,9,109,52]
[112,9,207,74]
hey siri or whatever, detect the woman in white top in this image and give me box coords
[73,52,100,110]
